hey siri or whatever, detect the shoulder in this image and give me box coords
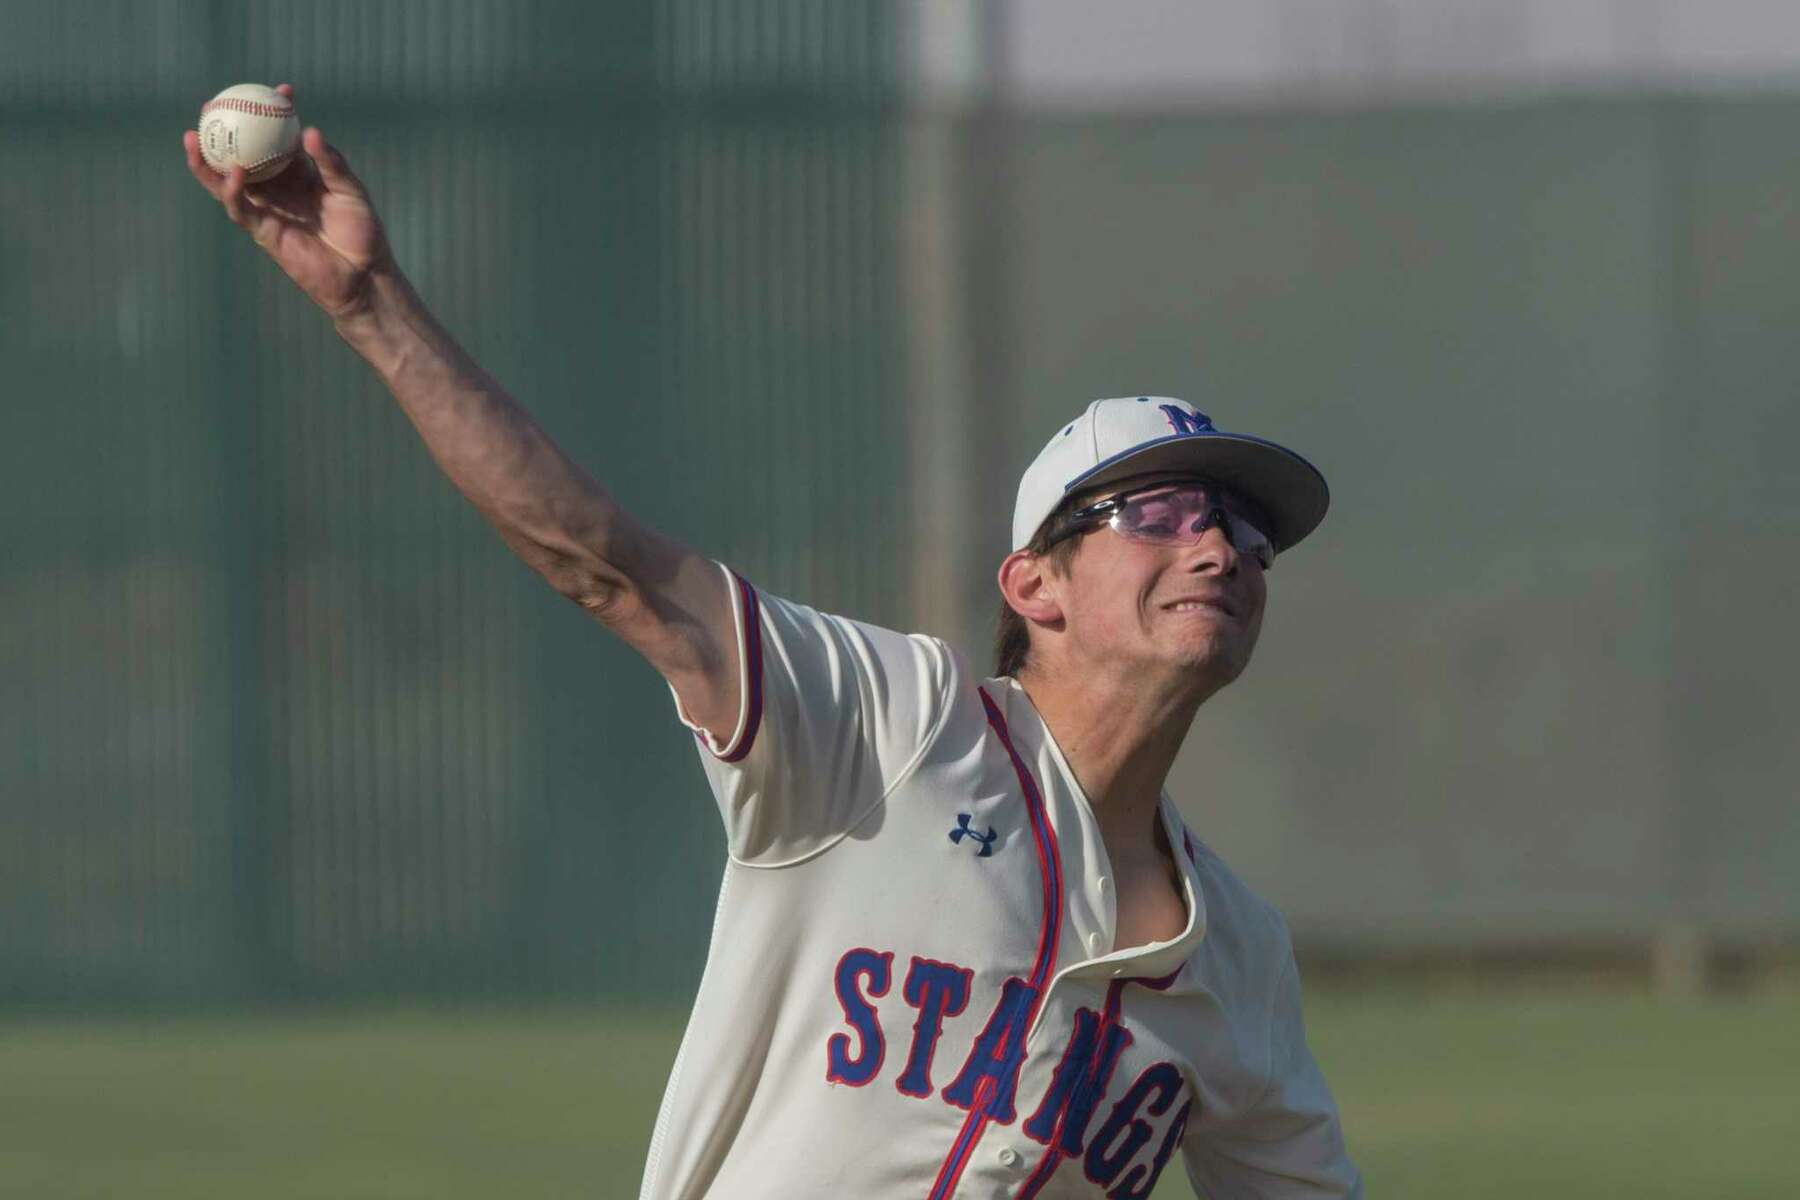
[743,586,965,705]
[1178,824,1296,1002]
[1184,827,1289,941]
[749,585,973,758]
[757,588,960,680]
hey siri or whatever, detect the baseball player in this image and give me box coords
[185,86,1361,1199]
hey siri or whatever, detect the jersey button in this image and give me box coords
[1086,931,1104,955]
[1097,875,1110,895]
[998,1147,1022,1168]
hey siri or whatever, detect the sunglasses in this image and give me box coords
[1043,480,1276,569]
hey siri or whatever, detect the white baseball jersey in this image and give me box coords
[639,564,1362,1199]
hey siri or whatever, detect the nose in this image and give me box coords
[1180,514,1241,576]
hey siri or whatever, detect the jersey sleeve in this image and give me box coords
[1183,926,1364,1199]
[668,563,960,866]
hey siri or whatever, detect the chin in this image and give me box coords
[1171,634,1254,684]
[1181,657,1248,689]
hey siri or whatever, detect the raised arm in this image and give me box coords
[182,84,739,740]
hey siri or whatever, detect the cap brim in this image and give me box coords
[1061,432,1329,553]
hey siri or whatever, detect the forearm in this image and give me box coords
[332,268,638,603]
[328,265,735,723]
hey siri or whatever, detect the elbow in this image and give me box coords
[517,521,644,614]
[567,575,633,622]
[514,515,677,633]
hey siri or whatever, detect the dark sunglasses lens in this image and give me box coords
[1115,491,1193,539]
[1114,486,1229,537]
[1115,486,1274,564]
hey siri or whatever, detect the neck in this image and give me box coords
[1015,656,1218,851]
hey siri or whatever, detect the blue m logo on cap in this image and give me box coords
[1161,405,1215,436]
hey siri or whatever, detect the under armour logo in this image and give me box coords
[949,813,998,858]
[1160,404,1215,436]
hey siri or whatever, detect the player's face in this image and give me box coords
[1054,475,1268,688]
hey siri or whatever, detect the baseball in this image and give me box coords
[197,83,301,183]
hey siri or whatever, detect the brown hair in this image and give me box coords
[993,503,1084,678]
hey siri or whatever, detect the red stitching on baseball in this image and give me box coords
[198,148,295,175]
[197,94,298,176]
[200,98,294,118]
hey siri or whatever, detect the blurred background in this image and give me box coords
[3,1,1797,1196]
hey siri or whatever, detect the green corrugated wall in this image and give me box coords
[0,0,904,1006]
[4,3,1797,1012]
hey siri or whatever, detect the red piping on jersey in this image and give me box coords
[1013,895,1187,1195]
[717,572,763,763]
[926,688,1065,1200]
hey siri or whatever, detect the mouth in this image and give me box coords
[1161,596,1237,619]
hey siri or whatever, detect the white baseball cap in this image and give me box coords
[1011,396,1330,554]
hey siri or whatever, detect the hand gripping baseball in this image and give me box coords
[184,84,393,322]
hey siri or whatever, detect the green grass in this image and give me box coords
[1305,988,1800,1200]
[0,1008,678,1199]
[1,990,1795,1198]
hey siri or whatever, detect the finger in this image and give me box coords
[183,129,229,200]
[302,127,365,195]
[245,153,317,214]
[275,83,294,98]
[220,165,252,226]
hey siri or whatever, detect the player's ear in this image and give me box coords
[998,550,1064,626]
